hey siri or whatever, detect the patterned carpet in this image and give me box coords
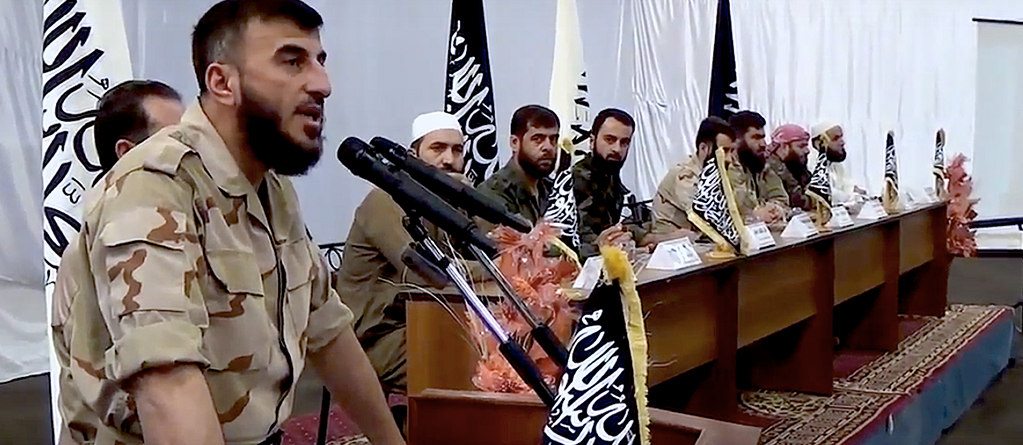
[281,405,368,445]
[740,305,1013,445]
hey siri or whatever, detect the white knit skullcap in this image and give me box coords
[811,121,840,139]
[412,111,462,144]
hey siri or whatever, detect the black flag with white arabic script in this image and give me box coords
[883,131,899,211]
[708,0,739,119]
[934,129,946,194]
[806,150,832,206]
[543,280,641,445]
[445,0,499,185]
[688,150,743,253]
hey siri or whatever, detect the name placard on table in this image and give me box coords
[856,199,889,221]
[781,212,819,239]
[647,237,703,271]
[745,222,777,250]
[827,205,855,229]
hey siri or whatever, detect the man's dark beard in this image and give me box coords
[239,87,322,176]
[737,145,766,174]
[593,151,625,175]
[826,148,847,163]
[519,152,554,180]
[784,157,807,178]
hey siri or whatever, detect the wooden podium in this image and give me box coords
[404,202,948,444]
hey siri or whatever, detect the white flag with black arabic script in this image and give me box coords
[42,0,134,434]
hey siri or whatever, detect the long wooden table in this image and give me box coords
[405,201,949,442]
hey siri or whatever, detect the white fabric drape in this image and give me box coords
[625,0,717,200]
[0,0,44,384]
[627,0,1023,202]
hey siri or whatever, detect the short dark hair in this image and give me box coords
[95,80,182,173]
[192,0,323,93]
[510,105,560,138]
[728,110,766,137]
[591,108,635,136]
[695,116,735,149]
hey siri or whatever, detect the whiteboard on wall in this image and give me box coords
[973,19,1023,220]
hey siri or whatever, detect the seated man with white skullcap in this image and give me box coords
[335,112,468,398]
[807,121,866,206]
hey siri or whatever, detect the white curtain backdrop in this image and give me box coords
[4,0,1023,385]
[627,0,1023,201]
[0,0,44,384]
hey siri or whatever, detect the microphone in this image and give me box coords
[337,137,497,255]
[369,136,533,233]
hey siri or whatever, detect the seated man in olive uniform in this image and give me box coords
[766,123,813,211]
[572,108,659,258]
[727,111,790,225]
[478,105,559,224]
[479,104,631,254]
[335,112,466,396]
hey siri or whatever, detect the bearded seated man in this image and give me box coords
[808,121,868,208]
[573,108,666,259]
[335,112,473,399]
[766,123,813,211]
[652,117,735,237]
[479,105,632,255]
[726,111,790,227]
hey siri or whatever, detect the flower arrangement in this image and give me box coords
[945,154,978,257]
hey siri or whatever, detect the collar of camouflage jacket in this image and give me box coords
[176,102,292,244]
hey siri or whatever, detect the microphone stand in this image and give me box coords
[463,244,569,368]
[401,210,556,407]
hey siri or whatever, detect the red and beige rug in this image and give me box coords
[740,305,1013,445]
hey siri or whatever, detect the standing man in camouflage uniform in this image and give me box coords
[335,111,465,398]
[50,1,404,444]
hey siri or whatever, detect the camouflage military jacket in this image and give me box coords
[477,161,550,225]
[767,156,812,211]
[652,155,701,235]
[572,153,646,258]
[51,103,353,445]
[724,156,790,218]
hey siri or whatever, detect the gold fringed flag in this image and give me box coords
[806,148,832,224]
[934,129,946,197]
[882,131,901,213]
[687,148,749,255]
[542,246,649,445]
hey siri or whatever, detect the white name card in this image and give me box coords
[923,186,940,203]
[827,205,855,229]
[904,189,923,208]
[745,222,777,250]
[646,237,703,270]
[573,256,604,290]
[857,199,889,221]
[781,213,819,239]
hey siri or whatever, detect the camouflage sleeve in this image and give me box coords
[306,237,355,353]
[760,168,791,211]
[90,171,210,382]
